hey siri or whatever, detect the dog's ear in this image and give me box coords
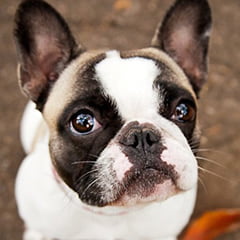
[151,0,212,95]
[14,0,83,109]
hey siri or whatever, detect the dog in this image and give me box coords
[14,0,212,239]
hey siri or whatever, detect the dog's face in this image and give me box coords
[14,0,211,207]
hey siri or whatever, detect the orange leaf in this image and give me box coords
[113,0,132,11]
[181,209,240,240]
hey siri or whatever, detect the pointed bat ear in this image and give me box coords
[151,0,212,95]
[14,0,84,110]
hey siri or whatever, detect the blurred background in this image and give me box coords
[0,0,239,239]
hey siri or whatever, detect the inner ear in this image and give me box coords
[151,0,212,95]
[14,0,84,110]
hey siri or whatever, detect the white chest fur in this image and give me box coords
[15,102,197,240]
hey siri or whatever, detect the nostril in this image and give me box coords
[132,134,139,148]
[146,132,154,146]
[121,129,141,148]
[144,130,159,147]
[126,133,139,148]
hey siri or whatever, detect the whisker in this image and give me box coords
[198,176,208,194]
[196,156,226,168]
[188,136,199,143]
[89,153,100,159]
[76,169,99,184]
[193,148,228,155]
[189,140,200,146]
[190,142,200,149]
[80,177,100,198]
[188,138,200,147]
[193,148,212,152]
[71,161,96,165]
[190,144,201,151]
[198,166,231,182]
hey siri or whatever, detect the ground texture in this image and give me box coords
[0,0,239,239]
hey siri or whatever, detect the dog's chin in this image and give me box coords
[111,181,179,207]
[81,182,179,217]
[80,171,180,216]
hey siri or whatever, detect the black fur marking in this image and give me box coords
[49,55,123,192]
[155,80,197,142]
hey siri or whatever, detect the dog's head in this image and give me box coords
[14,0,211,207]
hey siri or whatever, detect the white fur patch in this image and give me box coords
[161,137,198,190]
[95,50,161,121]
[95,51,197,197]
[111,145,133,181]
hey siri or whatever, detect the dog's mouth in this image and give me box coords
[74,156,184,207]
[110,166,180,207]
[75,165,180,207]
[80,168,180,216]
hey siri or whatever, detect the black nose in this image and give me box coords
[120,127,160,152]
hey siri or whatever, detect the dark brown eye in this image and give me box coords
[70,110,100,135]
[172,102,196,122]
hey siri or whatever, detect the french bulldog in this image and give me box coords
[14,0,212,239]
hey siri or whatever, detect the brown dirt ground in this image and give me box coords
[0,0,239,239]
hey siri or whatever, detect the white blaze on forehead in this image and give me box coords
[95,51,161,121]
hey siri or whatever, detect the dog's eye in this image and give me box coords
[172,102,196,122]
[70,110,100,135]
